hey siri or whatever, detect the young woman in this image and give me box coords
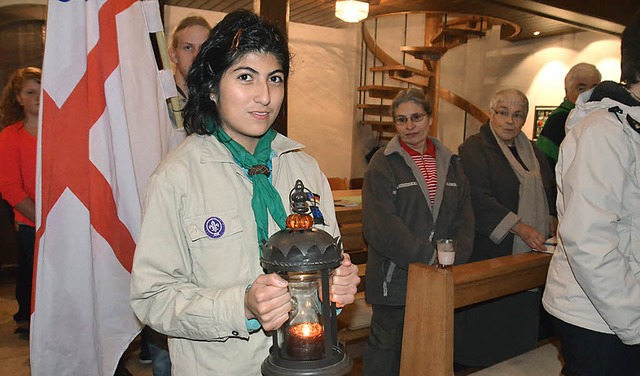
[0,66,42,334]
[130,10,359,375]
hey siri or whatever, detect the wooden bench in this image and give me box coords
[399,252,552,375]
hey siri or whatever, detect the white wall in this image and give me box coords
[164,6,360,180]
[439,27,621,150]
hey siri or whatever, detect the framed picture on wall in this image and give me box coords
[532,106,555,140]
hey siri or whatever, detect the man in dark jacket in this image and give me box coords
[362,88,474,375]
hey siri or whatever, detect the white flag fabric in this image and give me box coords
[32,0,176,374]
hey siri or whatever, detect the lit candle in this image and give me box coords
[286,322,324,360]
[437,239,456,268]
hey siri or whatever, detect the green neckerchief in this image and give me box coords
[211,124,287,249]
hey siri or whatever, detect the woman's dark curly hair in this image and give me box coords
[621,12,640,87]
[183,9,290,135]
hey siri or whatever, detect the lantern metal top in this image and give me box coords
[261,228,343,272]
[260,179,343,273]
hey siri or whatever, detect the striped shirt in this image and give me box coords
[400,139,437,206]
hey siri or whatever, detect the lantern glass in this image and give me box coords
[278,272,325,361]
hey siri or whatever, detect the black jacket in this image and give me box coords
[363,136,474,306]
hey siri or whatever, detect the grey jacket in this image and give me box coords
[363,136,474,306]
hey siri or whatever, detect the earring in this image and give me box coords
[209,93,216,102]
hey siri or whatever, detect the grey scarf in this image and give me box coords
[491,127,550,254]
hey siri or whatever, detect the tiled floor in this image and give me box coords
[0,269,152,376]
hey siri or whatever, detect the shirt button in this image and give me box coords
[232,330,239,336]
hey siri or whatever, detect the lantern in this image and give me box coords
[260,180,352,376]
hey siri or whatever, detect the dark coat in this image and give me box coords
[454,123,556,367]
[363,136,474,306]
[458,122,556,262]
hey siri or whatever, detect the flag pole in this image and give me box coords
[154,30,184,129]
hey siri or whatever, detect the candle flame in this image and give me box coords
[293,322,323,338]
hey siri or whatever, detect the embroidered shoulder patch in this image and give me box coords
[204,216,225,239]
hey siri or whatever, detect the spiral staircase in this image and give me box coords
[357,12,521,142]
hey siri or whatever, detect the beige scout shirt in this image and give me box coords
[131,132,340,375]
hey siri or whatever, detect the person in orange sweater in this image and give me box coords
[0,67,41,335]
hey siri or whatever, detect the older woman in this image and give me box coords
[362,88,474,375]
[455,88,556,367]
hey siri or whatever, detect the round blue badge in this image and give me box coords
[204,216,225,239]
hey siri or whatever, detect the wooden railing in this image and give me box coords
[399,252,552,375]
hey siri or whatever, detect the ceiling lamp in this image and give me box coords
[335,0,369,23]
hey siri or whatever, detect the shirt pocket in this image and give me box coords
[183,209,246,285]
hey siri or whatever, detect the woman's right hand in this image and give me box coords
[511,221,546,252]
[244,273,291,331]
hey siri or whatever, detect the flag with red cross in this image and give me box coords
[31,0,178,374]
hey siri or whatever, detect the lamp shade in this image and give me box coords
[335,0,369,23]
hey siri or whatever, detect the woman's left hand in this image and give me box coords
[330,253,360,308]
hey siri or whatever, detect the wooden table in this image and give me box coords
[332,189,362,225]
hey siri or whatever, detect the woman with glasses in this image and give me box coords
[454,88,556,368]
[362,88,474,375]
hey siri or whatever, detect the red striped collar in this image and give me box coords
[399,138,436,158]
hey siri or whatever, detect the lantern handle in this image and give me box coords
[289,179,316,214]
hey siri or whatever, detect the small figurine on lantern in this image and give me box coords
[260,180,352,376]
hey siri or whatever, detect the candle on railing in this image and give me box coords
[436,239,456,268]
[286,322,324,361]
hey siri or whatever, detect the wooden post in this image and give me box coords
[424,14,441,137]
[400,264,454,375]
[254,0,290,136]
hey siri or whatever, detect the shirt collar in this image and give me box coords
[399,138,436,158]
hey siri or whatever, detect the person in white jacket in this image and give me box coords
[130,10,360,375]
[542,14,640,375]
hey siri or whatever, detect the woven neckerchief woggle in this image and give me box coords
[210,120,287,251]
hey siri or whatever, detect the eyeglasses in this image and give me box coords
[394,112,427,125]
[492,108,526,122]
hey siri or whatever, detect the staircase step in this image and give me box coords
[357,104,391,116]
[388,73,430,87]
[401,45,448,61]
[431,27,485,47]
[370,65,433,78]
[370,65,431,88]
[357,85,403,99]
[360,120,395,132]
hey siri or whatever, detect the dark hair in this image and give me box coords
[621,13,640,87]
[0,67,42,128]
[183,9,290,135]
[171,15,211,49]
[390,88,432,118]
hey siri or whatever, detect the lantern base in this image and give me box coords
[261,346,353,376]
